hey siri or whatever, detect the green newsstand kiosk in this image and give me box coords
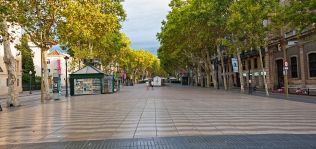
[70,65,106,96]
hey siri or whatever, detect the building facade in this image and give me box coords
[28,42,42,77]
[223,29,316,91]
[47,49,70,87]
[28,44,71,88]
[268,30,316,90]
[0,26,23,96]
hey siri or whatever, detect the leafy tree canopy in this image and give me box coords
[15,34,35,83]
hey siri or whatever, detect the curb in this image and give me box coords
[0,92,41,100]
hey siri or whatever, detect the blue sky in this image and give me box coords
[121,0,171,55]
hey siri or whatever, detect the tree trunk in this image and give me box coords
[237,50,245,93]
[280,28,289,98]
[197,63,203,86]
[194,67,198,86]
[2,19,19,107]
[205,49,214,88]
[258,47,269,96]
[130,74,133,83]
[205,68,211,88]
[132,72,137,84]
[211,62,217,89]
[211,54,218,89]
[203,60,211,88]
[146,71,149,79]
[217,46,227,90]
[41,48,51,102]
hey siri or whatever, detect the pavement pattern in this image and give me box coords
[0,85,316,148]
[2,134,316,149]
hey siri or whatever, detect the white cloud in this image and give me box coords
[122,0,171,52]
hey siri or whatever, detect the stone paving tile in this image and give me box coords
[1,134,316,149]
[0,85,316,146]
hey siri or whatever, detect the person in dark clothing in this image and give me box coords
[149,80,154,90]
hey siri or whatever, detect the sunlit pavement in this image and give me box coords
[1,84,316,148]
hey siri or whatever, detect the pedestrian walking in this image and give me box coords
[150,79,154,90]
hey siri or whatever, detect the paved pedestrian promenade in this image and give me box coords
[3,134,316,149]
[1,85,316,148]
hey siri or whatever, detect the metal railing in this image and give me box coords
[22,84,41,91]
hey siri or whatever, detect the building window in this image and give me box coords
[254,58,258,69]
[248,59,251,70]
[291,57,298,78]
[309,53,316,77]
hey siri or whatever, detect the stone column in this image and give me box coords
[264,50,270,89]
[299,44,306,87]
[268,48,274,90]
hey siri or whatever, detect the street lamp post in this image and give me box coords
[64,56,69,97]
[110,63,115,93]
[248,68,252,94]
[248,54,252,95]
[116,63,120,91]
[29,71,32,94]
